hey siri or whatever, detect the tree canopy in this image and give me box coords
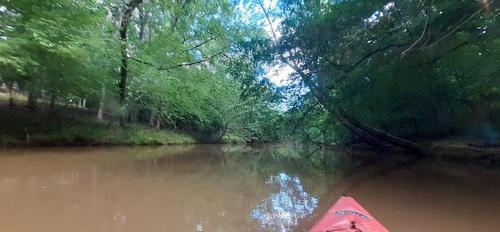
[1,0,499,148]
[265,0,500,151]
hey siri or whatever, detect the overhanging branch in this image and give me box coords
[159,50,226,70]
[183,37,216,53]
[129,50,226,71]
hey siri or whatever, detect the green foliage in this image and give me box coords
[4,0,496,146]
[274,0,500,143]
[0,0,284,143]
[0,108,195,146]
[120,0,286,141]
[0,0,117,99]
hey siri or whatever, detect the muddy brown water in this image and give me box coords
[0,144,499,232]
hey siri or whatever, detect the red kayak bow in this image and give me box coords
[310,196,388,232]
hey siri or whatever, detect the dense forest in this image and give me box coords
[1,0,499,153]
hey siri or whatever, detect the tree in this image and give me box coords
[118,0,143,125]
[0,0,116,111]
[257,0,499,154]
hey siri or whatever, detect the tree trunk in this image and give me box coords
[345,114,429,156]
[49,94,56,110]
[154,103,162,129]
[119,37,127,126]
[97,84,105,121]
[301,68,429,156]
[27,87,38,112]
[7,82,14,107]
[258,1,429,156]
[138,4,149,41]
[324,93,428,156]
[155,118,161,130]
[118,0,144,126]
[148,111,155,127]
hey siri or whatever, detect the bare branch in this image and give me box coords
[401,12,429,57]
[129,50,226,71]
[129,56,157,67]
[257,1,279,43]
[428,0,493,48]
[182,37,216,53]
[344,43,409,74]
[160,50,225,70]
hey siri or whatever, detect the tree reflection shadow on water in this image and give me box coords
[251,173,318,232]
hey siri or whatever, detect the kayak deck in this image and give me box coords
[310,196,388,232]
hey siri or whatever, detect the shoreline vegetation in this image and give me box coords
[2,104,500,170]
[1,94,498,156]
[0,94,201,146]
[1,0,499,162]
[2,98,499,167]
[0,105,197,147]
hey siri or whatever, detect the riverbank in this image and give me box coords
[0,104,197,146]
[428,138,500,167]
[1,100,498,164]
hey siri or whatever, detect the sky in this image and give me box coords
[265,64,295,86]
[238,0,295,87]
[260,0,294,87]
[238,0,305,111]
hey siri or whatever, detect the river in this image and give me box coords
[0,144,499,232]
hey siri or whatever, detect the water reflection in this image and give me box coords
[251,173,318,231]
[1,146,500,231]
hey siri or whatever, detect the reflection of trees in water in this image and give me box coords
[128,144,357,177]
[222,144,358,176]
[126,144,357,231]
[251,173,318,232]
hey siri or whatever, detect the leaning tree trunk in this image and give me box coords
[300,68,429,156]
[118,0,143,126]
[319,88,428,156]
[258,1,429,156]
[344,114,429,156]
